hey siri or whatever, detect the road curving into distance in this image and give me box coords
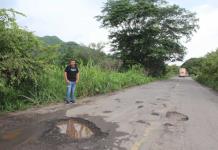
[0,77,218,150]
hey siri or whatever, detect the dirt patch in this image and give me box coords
[166,111,189,121]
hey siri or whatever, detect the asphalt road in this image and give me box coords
[0,77,218,150]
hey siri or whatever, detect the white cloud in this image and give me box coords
[15,0,108,45]
[173,4,218,65]
[2,0,218,62]
[186,5,218,56]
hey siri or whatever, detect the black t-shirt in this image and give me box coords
[65,65,79,81]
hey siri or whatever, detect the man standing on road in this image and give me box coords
[64,59,80,103]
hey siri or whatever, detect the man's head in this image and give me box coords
[69,59,76,67]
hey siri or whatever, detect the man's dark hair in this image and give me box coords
[68,59,77,67]
[68,59,76,64]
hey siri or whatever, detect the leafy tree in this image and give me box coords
[0,9,42,101]
[165,64,179,77]
[97,0,199,76]
[88,42,106,52]
[38,36,121,69]
[197,49,218,90]
[182,49,218,90]
[58,42,109,66]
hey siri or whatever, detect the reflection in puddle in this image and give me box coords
[57,119,94,140]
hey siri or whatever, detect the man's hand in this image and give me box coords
[66,80,70,84]
[76,80,79,84]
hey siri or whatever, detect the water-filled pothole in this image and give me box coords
[56,119,94,140]
[42,117,108,143]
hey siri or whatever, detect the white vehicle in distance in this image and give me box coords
[179,68,189,77]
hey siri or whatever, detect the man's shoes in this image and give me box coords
[65,101,75,104]
[65,101,70,104]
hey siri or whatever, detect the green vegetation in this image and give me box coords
[165,65,180,78]
[0,9,154,112]
[39,36,64,46]
[97,0,199,76]
[182,58,203,76]
[182,49,218,90]
[57,41,120,69]
[0,9,43,111]
[0,3,192,112]
[1,63,154,112]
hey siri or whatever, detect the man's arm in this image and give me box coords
[76,72,80,83]
[64,72,69,84]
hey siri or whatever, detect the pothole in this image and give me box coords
[151,112,160,116]
[136,101,144,104]
[162,104,167,108]
[56,119,93,140]
[114,98,121,102]
[166,111,189,121]
[137,105,144,109]
[156,98,168,101]
[136,120,151,126]
[163,123,174,127]
[150,102,157,105]
[42,117,108,143]
[102,111,112,114]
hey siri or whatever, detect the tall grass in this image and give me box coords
[1,63,154,112]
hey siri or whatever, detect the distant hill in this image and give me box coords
[38,35,119,69]
[39,36,63,45]
[38,35,108,65]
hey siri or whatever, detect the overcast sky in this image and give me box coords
[1,0,218,64]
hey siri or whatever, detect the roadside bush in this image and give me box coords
[196,50,218,90]
[0,9,155,112]
[182,58,204,76]
[0,9,43,110]
[1,63,154,112]
[182,49,218,91]
[165,65,180,77]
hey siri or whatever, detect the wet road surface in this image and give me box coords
[0,77,218,150]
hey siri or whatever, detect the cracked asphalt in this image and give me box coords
[0,77,218,150]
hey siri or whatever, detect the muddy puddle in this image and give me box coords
[56,119,94,140]
[42,117,108,143]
